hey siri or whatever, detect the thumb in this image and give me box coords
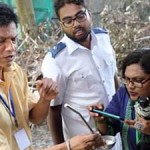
[36,80,43,91]
[124,120,135,128]
[97,104,104,110]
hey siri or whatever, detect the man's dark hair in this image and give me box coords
[122,49,150,78]
[0,2,18,27]
[54,0,86,19]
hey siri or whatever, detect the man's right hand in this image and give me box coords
[70,133,105,150]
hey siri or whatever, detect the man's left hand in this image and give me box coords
[36,77,59,102]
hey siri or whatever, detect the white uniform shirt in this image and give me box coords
[42,29,117,138]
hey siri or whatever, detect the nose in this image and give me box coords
[5,39,16,52]
[128,81,135,88]
[73,18,81,27]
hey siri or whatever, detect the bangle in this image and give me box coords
[66,140,71,150]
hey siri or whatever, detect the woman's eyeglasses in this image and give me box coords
[122,77,150,88]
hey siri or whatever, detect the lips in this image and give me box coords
[4,55,15,62]
[128,91,139,99]
[74,28,84,36]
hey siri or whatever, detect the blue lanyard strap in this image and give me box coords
[0,90,18,127]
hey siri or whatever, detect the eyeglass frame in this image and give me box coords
[122,77,150,88]
[60,9,87,28]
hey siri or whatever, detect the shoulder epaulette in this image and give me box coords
[93,28,108,34]
[50,42,66,58]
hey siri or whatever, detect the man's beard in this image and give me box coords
[65,30,91,43]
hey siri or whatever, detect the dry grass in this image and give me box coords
[15,1,150,83]
[100,0,150,73]
[15,20,61,89]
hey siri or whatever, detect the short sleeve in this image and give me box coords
[41,53,67,105]
[105,86,126,115]
[105,86,128,134]
[0,130,11,150]
[27,88,39,110]
[21,68,38,110]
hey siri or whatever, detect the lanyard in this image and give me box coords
[0,89,18,127]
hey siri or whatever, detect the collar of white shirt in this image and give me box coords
[61,30,97,55]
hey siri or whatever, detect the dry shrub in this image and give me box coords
[100,0,150,73]
[15,0,150,84]
[15,19,61,88]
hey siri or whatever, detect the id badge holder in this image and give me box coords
[14,128,31,150]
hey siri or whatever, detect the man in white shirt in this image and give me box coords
[42,0,121,149]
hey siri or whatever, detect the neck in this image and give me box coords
[80,34,91,49]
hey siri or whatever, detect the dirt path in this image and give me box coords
[31,120,53,149]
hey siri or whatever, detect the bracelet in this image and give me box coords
[66,140,71,150]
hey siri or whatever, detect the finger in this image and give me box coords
[36,80,43,90]
[88,106,93,111]
[45,90,58,99]
[88,103,104,110]
[44,82,53,95]
[43,84,58,99]
[124,120,135,126]
[49,83,58,93]
[87,134,105,148]
[44,83,57,94]
[86,133,100,142]
[138,117,145,122]
[124,120,136,128]
[37,78,57,98]
[89,111,99,117]
[39,80,52,97]
[86,141,95,150]
[97,104,104,110]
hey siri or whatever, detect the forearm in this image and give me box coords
[29,98,50,124]
[96,121,107,135]
[29,77,58,124]
[48,106,64,144]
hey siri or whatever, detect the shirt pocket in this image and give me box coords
[68,68,93,91]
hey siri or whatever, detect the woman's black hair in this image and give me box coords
[122,49,150,78]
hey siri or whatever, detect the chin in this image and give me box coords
[130,96,139,101]
[5,62,13,68]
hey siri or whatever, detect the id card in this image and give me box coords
[14,128,31,150]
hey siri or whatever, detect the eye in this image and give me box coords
[63,17,72,24]
[133,78,144,83]
[0,38,5,44]
[76,12,85,19]
[11,37,17,44]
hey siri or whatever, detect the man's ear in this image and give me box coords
[87,10,93,26]
[59,21,63,29]
[88,10,92,18]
